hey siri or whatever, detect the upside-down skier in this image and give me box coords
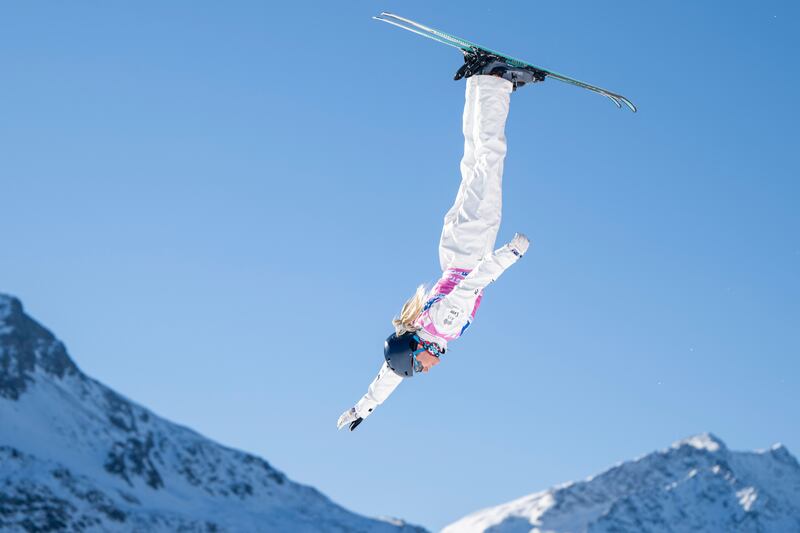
[337,53,541,431]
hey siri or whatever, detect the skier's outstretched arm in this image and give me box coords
[444,233,529,308]
[337,361,403,431]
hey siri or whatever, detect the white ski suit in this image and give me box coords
[353,75,527,422]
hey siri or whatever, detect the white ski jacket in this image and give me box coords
[415,235,527,348]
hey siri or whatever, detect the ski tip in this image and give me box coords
[621,97,637,113]
[603,91,637,113]
[603,93,623,109]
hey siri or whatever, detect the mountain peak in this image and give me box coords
[0,294,24,322]
[671,432,727,453]
[0,295,426,532]
[0,293,79,400]
[444,434,800,533]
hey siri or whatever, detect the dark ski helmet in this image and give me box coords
[384,332,419,378]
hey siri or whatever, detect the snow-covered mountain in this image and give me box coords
[0,294,426,532]
[443,434,800,532]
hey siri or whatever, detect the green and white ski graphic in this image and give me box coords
[373,12,637,113]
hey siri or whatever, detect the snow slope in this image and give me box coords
[0,294,426,532]
[442,433,800,532]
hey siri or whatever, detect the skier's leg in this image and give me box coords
[439,75,513,271]
[354,361,403,419]
[439,77,478,270]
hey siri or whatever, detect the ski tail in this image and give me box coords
[374,12,474,52]
[372,14,465,51]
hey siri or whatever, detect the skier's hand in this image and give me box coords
[337,407,358,430]
[508,232,530,257]
[416,351,440,373]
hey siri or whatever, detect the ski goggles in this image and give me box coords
[411,334,445,372]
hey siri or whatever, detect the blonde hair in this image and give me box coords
[392,284,428,336]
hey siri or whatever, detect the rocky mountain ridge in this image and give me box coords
[0,294,425,532]
[443,433,800,532]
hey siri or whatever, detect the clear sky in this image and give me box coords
[1,1,798,530]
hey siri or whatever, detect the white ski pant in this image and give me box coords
[439,75,512,271]
[355,76,513,419]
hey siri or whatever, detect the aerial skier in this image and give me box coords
[337,14,634,432]
[337,53,540,432]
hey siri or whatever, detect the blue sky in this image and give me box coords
[1,1,798,530]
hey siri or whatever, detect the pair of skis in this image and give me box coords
[373,12,636,113]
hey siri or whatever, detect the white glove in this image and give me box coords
[336,407,358,430]
[508,232,530,257]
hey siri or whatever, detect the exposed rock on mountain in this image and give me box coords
[0,294,426,532]
[443,433,800,532]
